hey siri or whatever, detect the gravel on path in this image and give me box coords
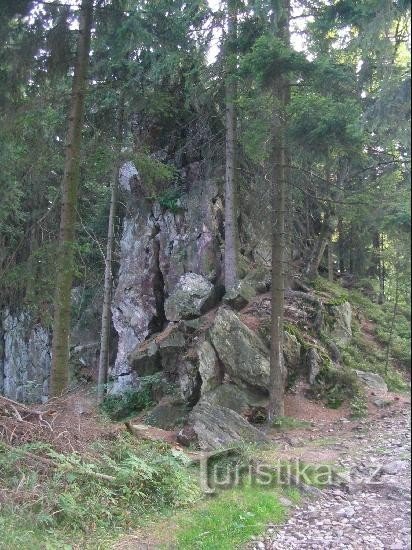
[249,410,411,550]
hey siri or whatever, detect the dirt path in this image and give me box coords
[249,408,411,550]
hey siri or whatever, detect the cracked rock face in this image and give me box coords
[111,162,223,392]
[326,301,352,347]
[0,310,51,403]
[210,307,272,392]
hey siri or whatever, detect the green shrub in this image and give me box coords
[311,365,360,409]
[100,388,153,420]
[0,435,201,548]
[158,188,182,212]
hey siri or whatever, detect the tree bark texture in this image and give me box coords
[50,0,93,397]
[328,242,334,282]
[97,103,124,402]
[268,0,290,422]
[224,0,238,291]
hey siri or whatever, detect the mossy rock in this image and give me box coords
[145,400,189,430]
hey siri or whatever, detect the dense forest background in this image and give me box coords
[0,1,411,548]
[1,0,410,318]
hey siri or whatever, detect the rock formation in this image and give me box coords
[110,161,223,392]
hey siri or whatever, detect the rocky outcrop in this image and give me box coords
[283,332,302,371]
[111,161,223,392]
[128,323,201,405]
[144,398,189,430]
[325,301,352,346]
[164,273,216,321]
[223,280,256,311]
[355,370,388,393]
[198,340,220,394]
[210,307,271,392]
[0,310,51,403]
[199,383,268,416]
[305,348,322,385]
[188,401,268,450]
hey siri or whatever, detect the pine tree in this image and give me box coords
[268,0,290,422]
[50,0,93,397]
[97,101,124,402]
[224,0,239,291]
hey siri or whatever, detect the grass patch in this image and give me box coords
[173,485,286,550]
[348,289,411,368]
[342,325,408,392]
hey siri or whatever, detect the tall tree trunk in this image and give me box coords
[379,233,385,304]
[337,218,345,274]
[268,0,290,422]
[268,108,286,421]
[304,212,338,280]
[97,102,124,402]
[328,242,334,282]
[50,0,93,397]
[224,0,238,291]
[385,274,399,374]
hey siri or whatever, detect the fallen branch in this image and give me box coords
[0,395,43,415]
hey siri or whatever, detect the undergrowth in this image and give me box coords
[311,364,360,409]
[0,435,201,549]
[313,276,410,392]
[100,374,165,420]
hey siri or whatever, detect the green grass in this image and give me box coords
[173,485,287,550]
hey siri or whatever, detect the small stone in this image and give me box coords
[279,496,293,507]
[381,460,410,475]
[337,507,356,519]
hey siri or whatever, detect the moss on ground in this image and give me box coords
[313,276,410,393]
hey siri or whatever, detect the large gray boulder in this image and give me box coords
[210,307,270,391]
[223,281,256,311]
[355,370,388,393]
[242,266,271,294]
[199,383,268,416]
[306,348,322,385]
[283,331,302,371]
[145,399,189,430]
[164,273,216,321]
[189,401,268,450]
[258,321,301,372]
[326,301,352,346]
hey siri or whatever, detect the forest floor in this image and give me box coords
[248,400,411,550]
[1,277,411,549]
[113,388,411,550]
[0,380,410,549]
